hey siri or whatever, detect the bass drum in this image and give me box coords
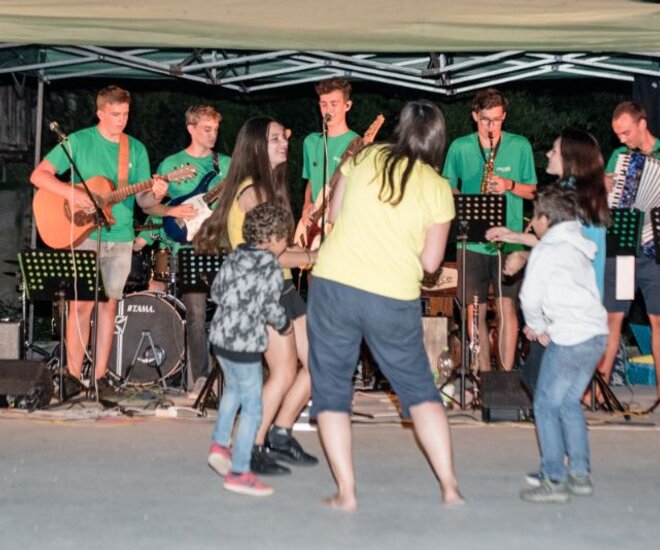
[109,292,186,385]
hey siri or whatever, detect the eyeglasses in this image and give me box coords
[478,117,505,127]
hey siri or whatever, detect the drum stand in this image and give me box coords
[193,356,222,414]
[438,194,506,410]
[121,330,168,389]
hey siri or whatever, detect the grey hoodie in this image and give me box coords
[209,244,289,359]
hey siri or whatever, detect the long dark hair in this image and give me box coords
[559,128,610,227]
[363,100,446,205]
[194,117,291,254]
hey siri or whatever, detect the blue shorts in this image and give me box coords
[307,278,442,418]
[603,255,660,315]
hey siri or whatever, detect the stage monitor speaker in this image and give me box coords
[480,370,532,423]
[0,360,53,410]
[0,321,22,360]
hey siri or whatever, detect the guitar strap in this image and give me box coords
[212,151,220,176]
[117,133,130,189]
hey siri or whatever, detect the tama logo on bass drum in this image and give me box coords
[126,304,156,313]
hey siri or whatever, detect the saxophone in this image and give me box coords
[469,294,481,372]
[480,132,495,194]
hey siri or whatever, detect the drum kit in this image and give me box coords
[3,223,221,393]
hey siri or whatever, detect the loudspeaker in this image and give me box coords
[0,322,22,359]
[480,371,532,422]
[0,360,53,410]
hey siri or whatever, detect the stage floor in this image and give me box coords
[1,386,659,550]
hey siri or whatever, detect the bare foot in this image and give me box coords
[323,494,358,512]
[443,490,466,507]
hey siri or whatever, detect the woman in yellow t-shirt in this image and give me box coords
[195,117,318,476]
[308,100,463,510]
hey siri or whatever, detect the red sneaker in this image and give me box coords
[208,443,232,477]
[223,472,274,497]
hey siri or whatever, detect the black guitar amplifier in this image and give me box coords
[480,371,533,423]
[0,360,53,410]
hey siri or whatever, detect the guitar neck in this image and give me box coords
[105,179,154,204]
[202,183,223,205]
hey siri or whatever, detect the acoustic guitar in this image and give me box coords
[33,165,196,249]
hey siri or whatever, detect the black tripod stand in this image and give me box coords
[438,194,507,410]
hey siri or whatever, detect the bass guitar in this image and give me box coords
[33,165,196,249]
[293,114,385,253]
[162,170,224,243]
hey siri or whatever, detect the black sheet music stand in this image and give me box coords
[17,249,107,402]
[606,208,643,258]
[651,207,660,265]
[438,194,506,410]
[177,248,224,293]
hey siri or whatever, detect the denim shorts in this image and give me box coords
[308,277,442,418]
[76,239,133,300]
[603,255,660,315]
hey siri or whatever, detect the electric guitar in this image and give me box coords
[33,165,196,249]
[162,170,224,243]
[293,114,385,254]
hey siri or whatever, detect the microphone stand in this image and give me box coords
[320,116,330,245]
[52,130,110,401]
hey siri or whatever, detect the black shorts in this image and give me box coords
[458,249,522,303]
[280,280,307,320]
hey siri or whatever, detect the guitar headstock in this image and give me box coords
[362,114,385,146]
[166,164,197,183]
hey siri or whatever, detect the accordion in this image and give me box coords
[609,152,660,250]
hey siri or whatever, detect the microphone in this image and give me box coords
[322,113,332,124]
[49,121,67,142]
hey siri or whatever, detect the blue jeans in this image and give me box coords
[533,335,607,481]
[211,350,263,474]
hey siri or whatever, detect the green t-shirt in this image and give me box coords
[45,126,151,243]
[156,149,231,201]
[156,149,231,253]
[302,130,359,201]
[605,138,660,172]
[443,131,537,255]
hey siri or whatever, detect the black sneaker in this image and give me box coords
[250,445,291,476]
[266,425,319,466]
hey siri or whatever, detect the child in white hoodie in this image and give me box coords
[519,185,608,504]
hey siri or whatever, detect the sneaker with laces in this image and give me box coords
[223,472,274,497]
[520,478,571,504]
[525,471,543,487]
[567,473,593,496]
[250,445,291,476]
[266,425,319,466]
[208,444,232,477]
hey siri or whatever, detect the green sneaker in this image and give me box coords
[567,473,593,496]
[520,478,570,504]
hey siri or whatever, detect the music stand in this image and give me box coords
[438,194,506,410]
[651,207,660,265]
[177,248,224,293]
[18,249,107,402]
[606,208,643,258]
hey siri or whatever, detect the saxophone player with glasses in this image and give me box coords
[443,88,537,372]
